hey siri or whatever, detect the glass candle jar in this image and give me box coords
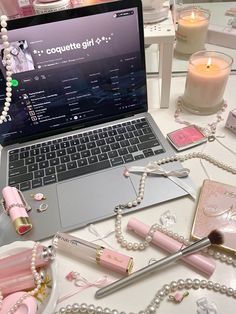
[182,51,233,115]
[175,8,210,55]
[33,0,71,14]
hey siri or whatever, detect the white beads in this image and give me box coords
[114,206,160,251]
[175,97,228,139]
[0,15,12,124]
[55,277,236,314]
[115,203,236,267]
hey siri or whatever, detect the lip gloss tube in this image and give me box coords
[53,232,134,275]
[0,245,55,279]
[127,217,216,277]
[2,186,32,235]
[0,269,36,296]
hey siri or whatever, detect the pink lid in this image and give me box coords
[0,291,37,314]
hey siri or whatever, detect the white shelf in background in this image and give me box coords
[144,10,175,109]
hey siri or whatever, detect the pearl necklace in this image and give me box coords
[0,242,43,314]
[115,215,236,267]
[0,15,13,124]
[114,152,236,260]
[55,277,236,314]
[175,97,227,140]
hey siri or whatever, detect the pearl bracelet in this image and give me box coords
[0,15,13,124]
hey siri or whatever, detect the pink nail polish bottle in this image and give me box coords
[0,245,55,279]
[0,0,20,19]
[18,0,35,17]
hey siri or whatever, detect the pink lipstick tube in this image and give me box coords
[2,186,32,235]
[53,232,134,275]
[127,217,215,276]
[0,245,54,279]
[0,269,35,296]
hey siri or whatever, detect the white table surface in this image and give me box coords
[50,74,236,313]
[1,74,236,313]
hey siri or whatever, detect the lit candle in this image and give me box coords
[182,51,233,115]
[175,8,210,55]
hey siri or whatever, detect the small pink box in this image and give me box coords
[225,108,236,134]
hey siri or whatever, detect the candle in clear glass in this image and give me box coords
[182,51,233,115]
[175,8,210,55]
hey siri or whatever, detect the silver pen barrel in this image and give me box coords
[95,251,182,299]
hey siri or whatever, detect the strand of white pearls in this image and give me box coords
[0,290,3,311]
[115,152,236,251]
[115,152,236,260]
[1,242,43,314]
[175,97,227,138]
[152,224,236,267]
[54,277,236,314]
[0,15,12,124]
[115,208,236,266]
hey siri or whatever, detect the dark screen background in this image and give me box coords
[0,5,147,145]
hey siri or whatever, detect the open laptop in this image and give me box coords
[0,0,192,245]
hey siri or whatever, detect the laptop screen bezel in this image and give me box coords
[2,0,147,146]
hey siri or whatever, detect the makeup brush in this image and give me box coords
[95,230,224,299]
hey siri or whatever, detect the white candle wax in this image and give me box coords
[175,9,210,55]
[182,51,233,115]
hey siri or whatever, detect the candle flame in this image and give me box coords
[207,58,212,69]
[191,11,195,19]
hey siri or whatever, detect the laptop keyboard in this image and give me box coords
[7,117,165,191]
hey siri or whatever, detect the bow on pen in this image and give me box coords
[57,272,114,303]
[88,224,115,249]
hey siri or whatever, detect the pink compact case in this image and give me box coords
[166,125,207,151]
[192,179,236,254]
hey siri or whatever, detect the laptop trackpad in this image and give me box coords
[57,167,137,228]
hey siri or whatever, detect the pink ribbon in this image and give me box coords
[57,273,114,303]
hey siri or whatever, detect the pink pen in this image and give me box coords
[0,245,54,279]
[2,186,32,235]
[127,217,216,276]
[0,269,36,297]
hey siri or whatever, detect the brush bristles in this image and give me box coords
[208,230,224,245]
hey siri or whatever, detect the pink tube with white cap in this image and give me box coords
[127,217,215,276]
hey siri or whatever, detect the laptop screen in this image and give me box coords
[0,0,147,146]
